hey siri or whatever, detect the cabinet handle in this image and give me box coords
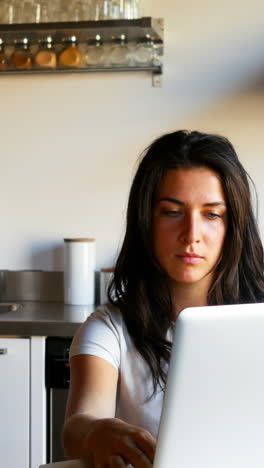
[0,348,7,355]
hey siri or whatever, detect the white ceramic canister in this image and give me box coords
[64,238,96,305]
[100,267,114,304]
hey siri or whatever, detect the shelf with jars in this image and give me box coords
[0,17,164,87]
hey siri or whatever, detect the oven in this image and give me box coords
[45,336,72,463]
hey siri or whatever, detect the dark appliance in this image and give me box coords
[46,336,72,463]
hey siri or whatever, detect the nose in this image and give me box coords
[179,212,201,245]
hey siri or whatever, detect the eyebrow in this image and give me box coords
[157,197,226,207]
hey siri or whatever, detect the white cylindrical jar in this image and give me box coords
[64,238,96,305]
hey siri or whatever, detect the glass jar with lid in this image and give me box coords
[58,36,82,68]
[133,34,154,67]
[10,38,33,70]
[108,34,130,67]
[34,36,57,69]
[0,39,8,71]
[84,34,105,67]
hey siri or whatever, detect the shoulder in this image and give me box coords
[85,304,125,337]
[94,303,124,326]
[69,304,126,368]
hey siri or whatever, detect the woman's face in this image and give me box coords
[152,167,228,292]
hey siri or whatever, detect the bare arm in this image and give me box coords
[63,354,118,458]
[63,354,156,467]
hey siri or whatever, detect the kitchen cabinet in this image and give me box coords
[0,337,30,468]
[0,336,47,468]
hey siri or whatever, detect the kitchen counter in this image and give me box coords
[0,301,96,337]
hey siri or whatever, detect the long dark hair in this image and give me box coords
[108,130,264,395]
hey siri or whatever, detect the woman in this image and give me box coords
[63,130,264,467]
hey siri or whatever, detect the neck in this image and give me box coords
[171,281,210,319]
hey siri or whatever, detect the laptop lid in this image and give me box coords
[153,303,264,468]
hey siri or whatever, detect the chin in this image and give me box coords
[167,268,206,284]
[170,275,201,284]
[178,278,201,284]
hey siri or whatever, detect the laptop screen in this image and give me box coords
[154,303,264,468]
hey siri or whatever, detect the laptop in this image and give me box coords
[153,303,264,468]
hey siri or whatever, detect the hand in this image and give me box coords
[81,417,156,468]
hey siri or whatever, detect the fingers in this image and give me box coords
[132,428,156,463]
[108,455,127,467]
[110,425,156,467]
[93,455,127,468]
[117,439,153,468]
[81,418,156,468]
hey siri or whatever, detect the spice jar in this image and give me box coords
[133,35,154,67]
[58,36,82,68]
[84,34,105,66]
[34,36,57,69]
[108,34,130,66]
[10,38,33,70]
[0,38,8,71]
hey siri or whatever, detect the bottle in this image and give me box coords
[64,238,96,305]
[133,34,153,67]
[108,34,130,67]
[58,36,82,68]
[84,34,105,66]
[10,38,33,70]
[34,36,57,69]
[0,39,8,71]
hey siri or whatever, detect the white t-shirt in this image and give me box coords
[70,304,171,438]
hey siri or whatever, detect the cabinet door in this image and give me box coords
[0,338,30,468]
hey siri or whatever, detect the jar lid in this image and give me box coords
[112,34,127,44]
[62,35,78,45]
[64,237,95,242]
[38,35,54,46]
[101,267,114,272]
[87,34,103,46]
[14,37,30,48]
[137,34,154,44]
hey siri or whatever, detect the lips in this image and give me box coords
[176,253,203,264]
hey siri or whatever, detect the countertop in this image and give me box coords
[0,301,96,337]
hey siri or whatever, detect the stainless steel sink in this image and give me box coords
[0,303,24,313]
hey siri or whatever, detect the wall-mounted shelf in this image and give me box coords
[0,17,164,87]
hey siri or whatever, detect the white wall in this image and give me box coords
[0,0,263,270]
